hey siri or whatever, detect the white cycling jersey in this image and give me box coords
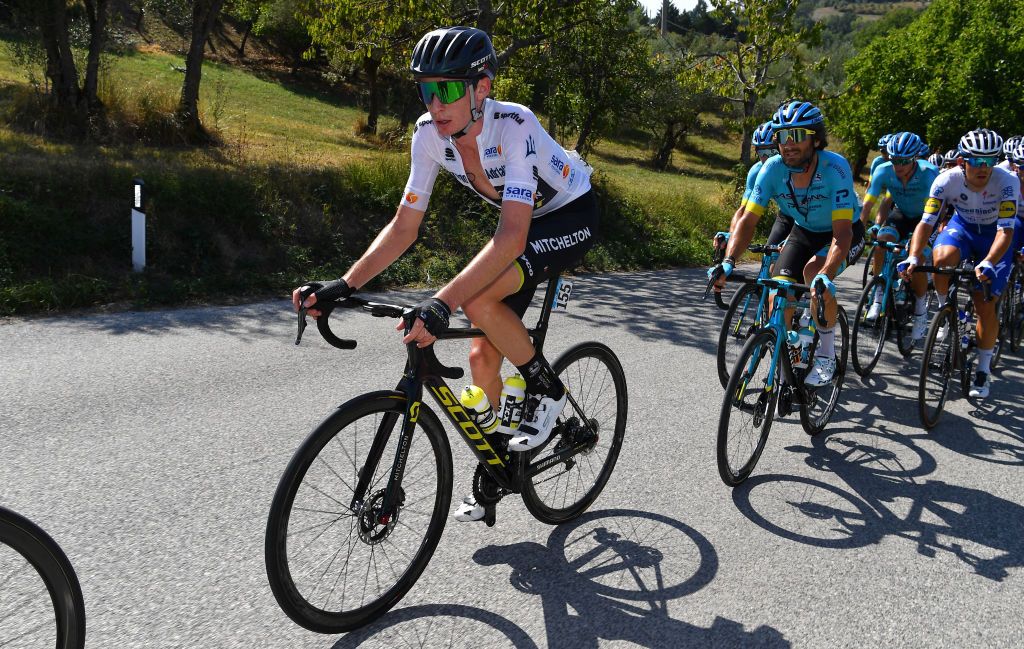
[922,166,1018,229]
[400,98,592,217]
[996,160,1013,172]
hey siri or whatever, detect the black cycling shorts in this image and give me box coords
[504,190,599,317]
[881,207,920,241]
[774,220,865,282]
[767,213,794,247]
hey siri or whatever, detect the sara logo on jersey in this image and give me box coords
[549,154,571,178]
[504,186,533,201]
[484,145,502,159]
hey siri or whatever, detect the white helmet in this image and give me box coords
[958,128,1003,156]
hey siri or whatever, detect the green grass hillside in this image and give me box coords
[0,35,742,315]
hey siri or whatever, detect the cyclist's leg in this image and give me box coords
[772,225,832,333]
[463,271,529,404]
[866,223,900,312]
[766,213,794,247]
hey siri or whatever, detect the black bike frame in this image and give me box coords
[343,276,596,522]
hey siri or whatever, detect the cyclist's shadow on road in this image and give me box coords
[736,428,1024,582]
[331,509,789,648]
[471,509,788,648]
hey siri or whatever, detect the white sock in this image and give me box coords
[936,291,947,306]
[817,328,836,359]
[915,294,929,316]
[977,348,994,374]
[873,286,884,304]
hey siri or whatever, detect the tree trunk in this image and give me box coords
[740,92,756,166]
[38,0,80,110]
[575,111,598,157]
[178,0,226,142]
[653,121,679,171]
[238,21,252,57]
[363,54,381,135]
[83,0,110,115]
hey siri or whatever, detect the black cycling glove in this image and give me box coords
[414,297,451,336]
[299,278,353,305]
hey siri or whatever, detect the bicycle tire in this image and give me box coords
[522,342,627,524]
[918,306,956,430]
[265,391,453,634]
[800,306,849,436]
[893,283,916,358]
[860,244,874,288]
[851,277,888,378]
[993,273,1015,369]
[717,329,778,486]
[717,283,764,388]
[0,507,86,649]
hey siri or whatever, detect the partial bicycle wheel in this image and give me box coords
[800,306,849,436]
[522,342,627,524]
[717,329,778,486]
[851,277,888,377]
[918,306,956,429]
[0,507,86,649]
[265,391,453,634]
[893,282,917,358]
[717,283,764,388]
[860,244,874,288]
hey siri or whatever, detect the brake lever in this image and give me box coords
[296,307,308,345]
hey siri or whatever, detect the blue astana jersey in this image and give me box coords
[865,159,939,220]
[746,150,858,232]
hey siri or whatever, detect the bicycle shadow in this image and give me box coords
[329,603,540,649]
[473,509,789,648]
[735,428,1024,581]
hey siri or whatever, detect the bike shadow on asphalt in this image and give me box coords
[732,427,1024,582]
[330,509,791,648]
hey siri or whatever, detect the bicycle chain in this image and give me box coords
[472,462,509,505]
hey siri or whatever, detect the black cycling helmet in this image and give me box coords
[410,27,498,80]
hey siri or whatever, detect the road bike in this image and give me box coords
[851,239,917,377]
[0,506,86,649]
[915,264,990,429]
[712,275,849,486]
[265,276,627,633]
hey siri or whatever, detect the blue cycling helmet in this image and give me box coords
[877,133,893,149]
[772,101,824,129]
[751,121,774,147]
[917,142,930,157]
[886,131,922,158]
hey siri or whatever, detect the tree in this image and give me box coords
[693,0,820,165]
[177,0,228,141]
[832,0,1024,174]
[7,0,110,132]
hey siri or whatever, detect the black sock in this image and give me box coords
[516,352,565,400]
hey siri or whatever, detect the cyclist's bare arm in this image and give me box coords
[295,204,424,315]
[859,198,875,227]
[979,228,1014,281]
[820,219,853,280]
[435,200,531,311]
[714,209,760,289]
[877,196,893,226]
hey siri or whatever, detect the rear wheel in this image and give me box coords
[717,283,764,388]
[852,277,888,377]
[717,329,779,486]
[918,306,956,429]
[522,342,627,524]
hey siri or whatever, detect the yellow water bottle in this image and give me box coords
[497,374,527,434]
[459,385,499,434]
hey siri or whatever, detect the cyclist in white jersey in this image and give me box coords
[900,129,1020,398]
[998,135,1022,172]
[294,27,598,522]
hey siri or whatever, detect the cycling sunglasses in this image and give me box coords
[774,127,816,145]
[755,146,777,158]
[417,80,469,105]
[891,157,916,166]
[965,155,999,168]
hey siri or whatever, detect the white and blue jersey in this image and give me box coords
[746,150,858,233]
[865,160,939,220]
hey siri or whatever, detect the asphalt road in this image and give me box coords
[1,267,1022,648]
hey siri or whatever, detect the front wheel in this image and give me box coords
[265,392,453,634]
[717,283,765,388]
[717,329,779,486]
[0,507,86,649]
[851,276,888,377]
[918,306,957,430]
[522,342,627,524]
[800,306,849,436]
